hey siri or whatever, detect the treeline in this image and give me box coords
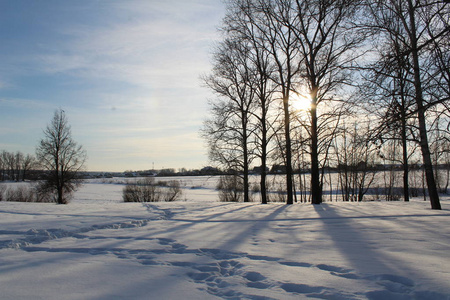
[202,0,449,209]
[0,150,36,181]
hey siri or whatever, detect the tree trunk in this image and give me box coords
[400,94,410,202]
[57,184,64,204]
[310,90,322,204]
[261,168,267,204]
[401,117,410,202]
[260,105,268,204]
[283,95,294,205]
[242,117,250,203]
[408,0,441,209]
[260,140,268,205]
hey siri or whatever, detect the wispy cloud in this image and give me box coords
[38,1,220,90]
[0,0,224,171]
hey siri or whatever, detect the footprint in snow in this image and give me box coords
[316,263,361,279]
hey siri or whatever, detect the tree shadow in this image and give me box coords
[312,204,405,274]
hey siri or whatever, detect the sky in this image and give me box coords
[0,0,225,172]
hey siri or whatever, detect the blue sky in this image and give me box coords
[0,0,225,172]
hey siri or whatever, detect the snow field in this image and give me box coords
[0,178,449,299]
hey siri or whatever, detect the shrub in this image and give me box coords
[123,178,182,202]
[217,175,243,202]
[1,184,53,203]
[0,184,6,201]
[6,186,33,202]
[161,180,182,202]
[251,183,260,194]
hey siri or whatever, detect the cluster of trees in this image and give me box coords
[202,0,449,209]
[0,150,36,181]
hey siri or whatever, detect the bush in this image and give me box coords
[217,175,243,202]
[5,186,33,202]
[0,184,6,201]
[162,180,182,202]
[1,184,53,203]
[123,178,182,202]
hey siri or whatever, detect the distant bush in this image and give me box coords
[123,178,182,202]
[161,180,182,202]
[0,184,6,201]
[0,184,53,203]
[264,180,286,203]
[4,186,34,202]
[251,183,260,194]
[217,175,243,202]
[123,178,159,202]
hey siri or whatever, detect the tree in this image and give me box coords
[14,152,23,182]
[365,0,448,209]
[289,0,365,204]
[202,37,256,202]
[21,154,36,181]
[260,0,299,205]
[222,0,279,204]
[359,14,417,203]
[335,122,377,202]
[36,109,87,204]
[234,0,300,204]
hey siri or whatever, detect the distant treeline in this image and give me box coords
[0,150,37,181]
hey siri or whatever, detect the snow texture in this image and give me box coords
[0,177,449,299]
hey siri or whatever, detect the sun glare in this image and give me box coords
[291,93,311,111]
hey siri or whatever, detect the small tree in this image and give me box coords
[36,109,87,204]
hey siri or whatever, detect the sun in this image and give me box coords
[291,93,311,111]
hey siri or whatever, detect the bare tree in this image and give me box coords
[288,0,365,204]
[359,20,417,203]
[239,0,301,204]
[335,122,377,202]
[14,152,23,182]
[21,154,36,181]
[4,151,15,180]
[202,37,256,202]
[222,0,279,204]
[36,109,86,204]
[365,0,449,209]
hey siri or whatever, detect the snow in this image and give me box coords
[1,177,450,299]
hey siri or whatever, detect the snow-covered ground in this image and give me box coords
[0,178,449,299]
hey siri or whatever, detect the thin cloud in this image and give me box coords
[0,0,224,171]
[37,2,220,90]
